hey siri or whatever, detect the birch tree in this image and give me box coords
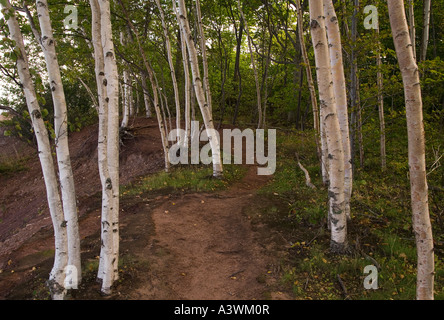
[420,0,431,61]
[408,0,416,61]
[91,0,121,294]
[309,0,347,253]
[175,0,223,177]
[388,0,434,300]
[22,0,82,283]
[117,0,170,173]
[1,0,69,299]
[154,0,181,133]
[236,0,262,129]
[323,0,352,219]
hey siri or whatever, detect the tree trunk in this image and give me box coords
[176,0,223,177]
[309,0,347,253]
[2,0,68,299]
[376,18,386,171]
[323,0,353,220]
[408,0,417,61]
[420,0,431,61]
[117,0,170,172]
[96,0,120,294]
[155,0,181,133]
[141,72,152,118]
[293,0,325,183]
[388,0,434,300]
[34,0,81,284]
[196,0,213,115]
[237,0,262,129]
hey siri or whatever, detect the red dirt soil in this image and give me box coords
[0,118,290,300]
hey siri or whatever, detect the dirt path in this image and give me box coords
[123,165,285,300]
[0,119,291,300]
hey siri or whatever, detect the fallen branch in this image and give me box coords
[295,153,316,189]
[337,274,350,300]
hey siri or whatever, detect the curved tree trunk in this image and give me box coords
[2,0,68,299]
[155,0,181,133]
[35,0,81,285]
[388,0,434,300]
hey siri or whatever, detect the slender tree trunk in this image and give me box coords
[349,0,360,175]
[376,19,386,171]
[97,0,120,294]
[293,0,325,183]
[155,0,181,133]
[237,0,262,129]
[117,0,170,172]
[34,0,81,283]
[408,0,417,61]
[180,28,192,147]
[196,0,213,115]
[323,0,353,220]
[2,0,68,299]
[89,0,113,290]
[141,72,152,118]
[175,0,223,177]
[309,0,347,253]
[420,0,431,61]
[388,0,434,300]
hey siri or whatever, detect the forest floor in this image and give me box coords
[0,117,292,300]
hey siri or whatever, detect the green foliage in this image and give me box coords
[122,164,247,196]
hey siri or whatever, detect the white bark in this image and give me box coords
[376,19,386,171]
[141,72,152,118]
[323,0,352,220]
[388,0,434,300]
[196,0,212,115]
[155,0,181,133]
[35,0,81,284]
[309,0,347,253]
[1,0,68,299]
[96,0,120,294]
[420,0,431,61]
[118,1,170,172]
[89,0,113,287]
[408,0,417,61]
[175,0,223,177]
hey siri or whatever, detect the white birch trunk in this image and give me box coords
[420,0,431,61]
[196,0,212,115]
[408,0,417,61]
[89,0,114,286]
[141,72,152,118]
[309,0,347,253]
[376,21,386,171]
[120,32,130,128]
[388,0,434,300]
[175,0,223,177]
[323,0,352,220]
[97,0,120,294]
[1,0,68,299]
[35,0,81,284]
[155,0,181,133]
[181,30,191,147]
